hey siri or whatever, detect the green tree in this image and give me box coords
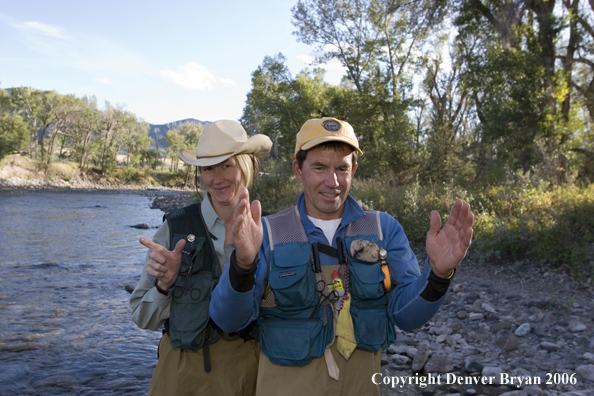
[241,54,343,162]
[165,128,185,172]
[70,95,101,170]
[178,122,203,186]
[98,102,135,174]
[8,87,43,158]
[122,121,152,167]
[453,0,587,183]
[421,46,475,184]
[291,0,449,179]
[0,113,29,161]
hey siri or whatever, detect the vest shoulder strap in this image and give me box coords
[263,206,308,250]
[345,210,383,241]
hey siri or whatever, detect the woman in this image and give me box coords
[130,120,272,396]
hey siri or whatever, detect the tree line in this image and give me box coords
[2,0,594,189]
[0,87,202,180]
[242,0,594,187]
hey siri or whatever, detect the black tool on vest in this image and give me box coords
[308,241,342,319]
[311,242,321,273]
[336,237,346,265]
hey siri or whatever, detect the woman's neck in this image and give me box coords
[211,201,235,224]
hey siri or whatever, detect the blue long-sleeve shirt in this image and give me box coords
[209,193,447,333]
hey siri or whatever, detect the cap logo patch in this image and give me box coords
[322,120,340,132]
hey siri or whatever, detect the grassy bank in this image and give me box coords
[0,154,195,189]
[252,165,594,282]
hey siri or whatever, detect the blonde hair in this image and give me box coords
[235,153,260,188]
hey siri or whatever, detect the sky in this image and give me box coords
[0,0,347,124]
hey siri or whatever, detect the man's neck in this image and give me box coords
[303,201,345,221]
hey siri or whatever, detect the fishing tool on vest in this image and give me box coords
[378,248,397,291]
[309,241,343,319]
[336,237,350,303]
[379,249,392,290]
[332,271,345,297]
[332,271,346,310]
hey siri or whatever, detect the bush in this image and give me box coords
[115,166,154,184]
[251,160,302,214]
[250,162,594,280]
[0,113,29,161]
[473,184,594,278]
[350,177,474,244]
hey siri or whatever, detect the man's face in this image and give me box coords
[293,145,357,220]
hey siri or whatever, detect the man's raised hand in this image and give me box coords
[232,187,263,269]
[426,199,474,278]
[139,237,186,291]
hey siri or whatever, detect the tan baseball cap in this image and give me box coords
[292,117,362,158]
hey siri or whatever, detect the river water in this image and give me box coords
[0,190,174,395]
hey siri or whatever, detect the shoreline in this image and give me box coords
[0,177,199,214]
[0,176,195,192]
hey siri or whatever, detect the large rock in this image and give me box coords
[465,359,484,373]
[389,354,410,365]
[411,343,431,373]
[569,319,587,332]
[515,323,531,337]
[424,355,453,374]
[482,367,504,384]
[576,364,594,382]
[491,320,513,333]
[496,333,520,351]
[540,342,561,351]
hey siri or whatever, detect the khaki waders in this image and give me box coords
[148,332,259,396]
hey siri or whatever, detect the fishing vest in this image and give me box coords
[164,204,222,352]
[259,206,397,367]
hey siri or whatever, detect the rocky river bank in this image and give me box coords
[380,254,594,396]
[147,192,594,396]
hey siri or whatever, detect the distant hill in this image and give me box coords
[149,119,210,149]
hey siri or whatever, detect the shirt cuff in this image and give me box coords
[420,269,454,302]
[229,250,258,292]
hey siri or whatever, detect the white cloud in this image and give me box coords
[160,62,237,91]
[296,54,314,65]
[296,52,347,85]
[12,21,71,40]
[321,58,347,85]
[94,78,113,85]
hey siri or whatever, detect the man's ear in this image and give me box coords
[351,162,358,177]
[293,159,303,183]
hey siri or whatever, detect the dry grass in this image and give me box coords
[0,154,39,179]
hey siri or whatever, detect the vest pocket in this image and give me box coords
[169,272,214,350]
[259,309,333,366]
[349,260,385,301]
[269,243,318,308]
[174,235,205,275]
[350,304,396,352]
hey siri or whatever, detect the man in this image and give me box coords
[210,117,474,395]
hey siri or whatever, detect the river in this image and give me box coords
[0,190,174,395]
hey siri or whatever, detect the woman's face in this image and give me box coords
[201,156,246,211]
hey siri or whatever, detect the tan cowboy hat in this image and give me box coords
[177,120,272,167]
